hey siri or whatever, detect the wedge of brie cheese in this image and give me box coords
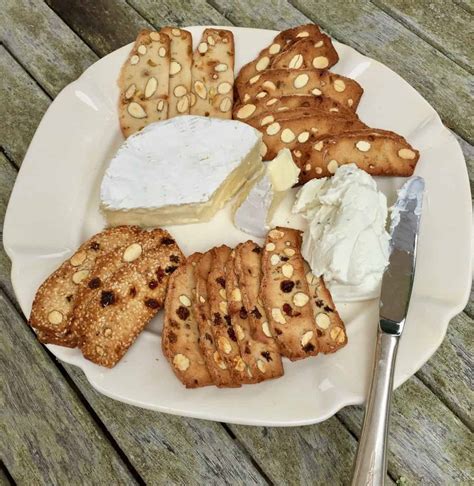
[233,149,300,237]
[101,116,263,226]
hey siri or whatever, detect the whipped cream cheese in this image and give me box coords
[293,164,390,301]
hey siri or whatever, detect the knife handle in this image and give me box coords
[351,330,399,486]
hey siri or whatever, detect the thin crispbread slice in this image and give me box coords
[162,253,214,388]
[304,263,347,354]
[207,246,248,384]
[118,29,171,138]
[29,225,142,344]
[255,113,367,161]
[190,28,235,119]
[233,94,355,122]
[261,227,319,361]
[194,251,237,387]
[160,27,193,117]
[235,24,323,95]
[270,34,338,71]
[234,242,284,380]
[293,129,420,183]
[80,243,184,367]
[71,229,175,343]
[237,69,363,112]
[36,329,77,348]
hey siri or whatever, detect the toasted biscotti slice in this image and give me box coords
[303,263,347,354]
[162,253,214,388]
[256,114,367,161]
[261,227,320,361]
[29,226,142,345]
[195,251,237,387]
[236,24,323,94]
[190,29,235,119]
[234,242,284,380]
[293,129,420,182]
[160,27,193,117]
[237,69,363,111]
[233,94,355,122]
[118,29,171,138]
[36,329,78,348]
[80,243,184,367]
[71,229,174,342]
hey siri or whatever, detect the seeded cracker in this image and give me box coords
[162,253,214,388]
[118,29,171,138]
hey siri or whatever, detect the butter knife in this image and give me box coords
[351,176,425,486]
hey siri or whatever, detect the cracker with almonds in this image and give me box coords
[304,263,347,354]
[30,226,142,346]
[233,94,355,122]
[234,242,284,380]
[237,69,363,111]
[160,27,193,117]
[118,29,171,138]
[194,251,237,387]
[190,28,235,118]
[162,253,214,388]
[261,227,320,361]
[294,129,420,182]
[80,243,184,368]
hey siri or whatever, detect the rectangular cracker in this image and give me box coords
[80,243,184,367]
[194,251,237,387]
[233,94,355,122]
[160,27,193,117]
[234,242,284,380]
[304,263,347,354]
[29,225,142,344]
[261,227,320,360]
[190,28,235,118]
[293,129,420,183]
[162,253,214,388]
[237,69,363,111]
[118,29,171,138]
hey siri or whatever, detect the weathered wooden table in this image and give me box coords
[1,1,472,484]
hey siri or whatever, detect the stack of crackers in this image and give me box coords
[232,24,420,181]
[162,227,347,388]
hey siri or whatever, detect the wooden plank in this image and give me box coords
[0,464,13,486]
[338,377,474,484]
[287,0,474,143]
[0,47,51,165]
[0,153,16,228]
[0,0,97,97]
[417,311,474,428]
[0,239,14,306]
[453,0,474,14]
[45,0,153,57]
[373,0,473,73]
[229,418,396,485]
[128,0,231,27]
[0,290,138,485]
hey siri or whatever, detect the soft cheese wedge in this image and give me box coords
[101,116,264,227]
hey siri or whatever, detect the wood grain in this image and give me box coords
[0,153,16,228]
[373,0,473,73]
[0,290,138,485]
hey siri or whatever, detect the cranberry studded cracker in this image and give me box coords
[194,251,237,387]
[261,227,319,361]
[118,29,171,138]
[233,94,355,122]
[190,28,235,119]
[234,242,284,381]
[237,69,363,111]
[30,225,142,347]
[294,129,420,183]
[160,27,193,117]
[162,253,214,388]
[304,263,347,354]
[80,243,184,368]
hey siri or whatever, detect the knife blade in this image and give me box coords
[379,176,425,335]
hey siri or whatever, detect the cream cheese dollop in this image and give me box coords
[293,164,390,301]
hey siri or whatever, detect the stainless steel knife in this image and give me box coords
[351,176,425,486]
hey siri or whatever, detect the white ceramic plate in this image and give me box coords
[4,26,472,426]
